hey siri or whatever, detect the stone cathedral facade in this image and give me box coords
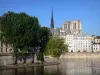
[52,20,82,36]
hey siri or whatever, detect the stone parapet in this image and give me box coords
[60,52,100,58]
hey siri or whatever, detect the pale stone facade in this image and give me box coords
[92,36,100,52]
[0,42,13,66]
[93,44,100,52]
[94,36,100,44]
[52,20,100,52]
[0,42,13,53]
[52,20,82,37]
[60,33,93,52]
[62,20,82,34]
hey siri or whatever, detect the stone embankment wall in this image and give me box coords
[0,53,36,66]
[0,55,33,66]
[60,53,100,58]
[0,56,13,66]
[44,53,100,62]
[44,56,58,63]
[1,53,100,66]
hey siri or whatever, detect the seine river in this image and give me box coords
[0,58,100,75]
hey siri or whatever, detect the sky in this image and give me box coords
[0,0,100,35]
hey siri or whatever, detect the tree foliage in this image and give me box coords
[39,27,50,52]
[0,11,50,64]
[44,35,68,57]
[0,12,31,64]
[0,12,30,48]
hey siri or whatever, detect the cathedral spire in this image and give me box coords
[51,8,54,29]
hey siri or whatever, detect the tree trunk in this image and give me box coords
[32,53,34,63]
[13,46,18,65]
[14,55,18,64]
[23,55,27,64]
[41,52,44,63]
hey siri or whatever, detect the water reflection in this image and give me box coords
[59,58,100,75]
[1,58,100,75]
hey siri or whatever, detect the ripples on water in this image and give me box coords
[0,58,100,75]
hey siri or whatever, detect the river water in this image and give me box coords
[0,58,100,75]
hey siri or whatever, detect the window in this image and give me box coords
[66,24,67,29]
[68,24,70,30]
[6,48,7,52]
[5,43,8,52]
[74,23,76,29]
[71,50,73,52]
[78,23,80,29]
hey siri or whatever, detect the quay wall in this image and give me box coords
[0,53,37,66]
[0,55,33,66]
[1,53,100,66]
[44,53,100,62]
[60,53,100,58]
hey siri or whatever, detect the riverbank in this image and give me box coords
[1,52,100,67]
[0,62,59,70]
[60,52,100,58]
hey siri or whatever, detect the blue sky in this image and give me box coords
[0,0,100,35]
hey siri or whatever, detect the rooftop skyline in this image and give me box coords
[0,0,100,35]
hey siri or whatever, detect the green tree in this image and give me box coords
[0,11,49,64]
[44,35,68,57]
[25,16,41,63]
[0,11,32,64]
[39,27,50,51]
[38,27,49,62]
